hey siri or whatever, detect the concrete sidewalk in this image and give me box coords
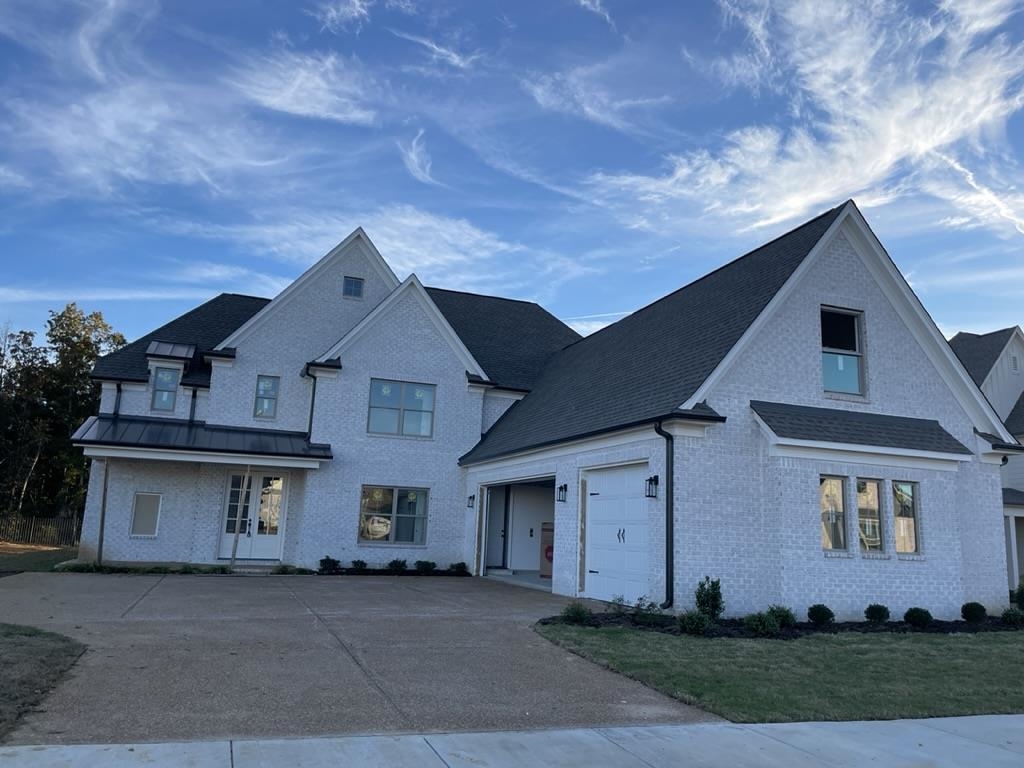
[3,716,1024,767]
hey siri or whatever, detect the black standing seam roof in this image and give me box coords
[948,327,1017,387]
[72,415,333,460]
[750,400,972,455]
[459,202,847,465]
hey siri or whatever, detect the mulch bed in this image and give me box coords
[317,568,471,577]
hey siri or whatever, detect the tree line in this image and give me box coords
[0,304,125,520]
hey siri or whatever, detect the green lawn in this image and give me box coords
[0,623,85,739]
[0,546,78,573]
[537,623,1024,722]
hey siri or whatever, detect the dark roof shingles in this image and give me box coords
[1004,488,1024,507]
[949,327,1016,387]
[1006,392,1024,436]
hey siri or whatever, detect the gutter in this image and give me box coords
[653,420,674,610]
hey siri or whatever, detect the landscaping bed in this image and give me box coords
[316,557,471,577]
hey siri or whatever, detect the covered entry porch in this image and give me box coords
[481,477,556,591]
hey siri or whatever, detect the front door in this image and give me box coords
[219,472,287,560]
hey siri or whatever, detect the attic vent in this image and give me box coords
[1013,355,1020,374]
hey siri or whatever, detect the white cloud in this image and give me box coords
[575,0,615,30]
[523,67,669,132]
[562,310,631,336]
[389,29,480,69]
[397,129,442,185]
[311,0,374,33]
[0,165,29,189]
[0,286,216,303]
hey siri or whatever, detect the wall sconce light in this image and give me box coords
[556,483,568,503]
[467,494,475,508]
[645,475,659,498]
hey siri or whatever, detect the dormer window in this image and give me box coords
[343,276,364,299]
[821,308,863,395]
[151,367,179,412]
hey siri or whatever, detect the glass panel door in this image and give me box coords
[219,473,287,560]
[250,477,284,559]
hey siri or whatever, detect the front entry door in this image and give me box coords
[219,473,286,560]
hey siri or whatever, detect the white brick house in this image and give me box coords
[75,201,1021,619]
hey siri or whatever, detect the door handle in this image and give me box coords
[246,520,252,538]
[588,569,599,574]
[622,528,626,543]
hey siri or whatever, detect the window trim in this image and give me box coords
[855,477,883,554]
[892,479,921,555]
[151,366,179,412]
[366,379,436,438]
[253,374,281,420]
[819,475,848,551]
[357,485,429,546]
[130,492,161,538]
[343,275,365,299]
[821,306,865,396]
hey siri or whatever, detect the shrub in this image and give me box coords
[961,602,987,624]
[387,558,408,574]
[561,600,592,625]
[449,561,470,576]
[179,564,195,575]
[864,603,890,624]
[678,609,711,636]
[807,603,835,627]
[608,595,629,614]
[318,556,342,575]
[631,596,664,626]
[295,567,315,575]
[414,560,437,574]
[272,564,296,575]
[903,607,933,628]
[744,611,781,637]
[351,559,368,571]
[695,576,724,620]
[767,604,796,629]
[1002,607,1024,628]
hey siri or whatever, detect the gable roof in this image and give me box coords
[1007,392,1024,436]
[948,327,1016,387]
[424,287,582,391]
[92,294,270,387]
[460,203,846,465]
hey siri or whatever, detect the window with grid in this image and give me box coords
[151,367,179,411]
[254,375,280,419]
[820,476,847,550]
[358,486,428,544]
[367,379,435,437]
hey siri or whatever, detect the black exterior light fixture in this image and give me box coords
[556,483,568,503]
[645,475,659,498]
[467,494,475,508]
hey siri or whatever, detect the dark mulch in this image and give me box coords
[317,568,471,577]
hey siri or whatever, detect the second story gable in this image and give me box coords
[950,326,1024,433]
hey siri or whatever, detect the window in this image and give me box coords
[820,476,846,550]
[151,367,179,411]
[343,276,364,299]
[358,486,427,544]
[1013,354,1020,374]
[254,375,280,419]
[857,479,882,553]
[131,493,161,537]
[368,379,435,437]
[893,481,919,554]
[821,308,863,395]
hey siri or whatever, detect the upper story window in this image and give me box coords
[343,276,364,299]
[151,367,179,412]
[821,307,864,395]
[254,375,280,419]
[368,379,435,437]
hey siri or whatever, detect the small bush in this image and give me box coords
[1002,607,1024,628]
[179,564,195,574]
[678,609,711,636]
[1015,577,1024,607]
[449,561,470,576]
[864,603,890,624]
[631,596,664,626]
[767,604,796,629]
[387,558,408,574]
[351,559,368,571]
[141,566,172,574]
[414,560,437,574]
[608,595,629,614]
[199,565,231,574]
[695,576,724,620]
[318,556,342,575]
[903,607,933,628]
[272,564,296,575]
[295,567,315,575]
[807,603,835,627]
[744,611,781,637]
[961,602,987,623]
[561,600,592,625]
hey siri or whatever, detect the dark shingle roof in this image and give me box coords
[424,287,581,391]
[751,400,971,455]
[1004,488,1024,507]
[460,203,846,464]
[1007,392,1024,436]
[91,294,270,387]
[73,415,332,460]
[949,327,1016,387]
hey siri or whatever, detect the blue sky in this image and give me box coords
[1,0,1023,341]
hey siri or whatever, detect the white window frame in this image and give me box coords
[856,477,883,553]
[367,379,436,438]
[151,367,179,412]
[820,475,847,551]
[821,306,865,396]
[357,485,429,546]
[253,375,280,419]
[343,276,365,299]
[893,480,921,555]
[130,492,161,538]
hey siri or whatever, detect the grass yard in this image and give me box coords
[0,544,78,573]
[0,623,85,739]
[537,623,1024,722]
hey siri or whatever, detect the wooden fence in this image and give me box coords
[0,516,81,547]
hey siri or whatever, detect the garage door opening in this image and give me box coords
[483,478,555,592]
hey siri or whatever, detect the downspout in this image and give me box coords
[189,388,198,423]
[654,421,674,610]
[96,459,109,566]
[113,382,122,416]
[305,366,318,438]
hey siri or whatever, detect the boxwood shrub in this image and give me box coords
[678,609,711,636]
[903,607,933,628]
[864,603,890,624]
[766,604,796,629]
[744,611,781,637]
[807,603,835,627]
[961,601,987,624]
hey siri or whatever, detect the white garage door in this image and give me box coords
[584,463,649,604]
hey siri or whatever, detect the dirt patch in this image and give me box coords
[0,542,60,556]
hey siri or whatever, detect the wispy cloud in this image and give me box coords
[310,0,374,33]
[575,0,616,30]
[523,67,667,132]
[389,29,480,69]
[397,129,442,185]
[562,309,631,335]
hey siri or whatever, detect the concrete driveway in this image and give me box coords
[0,573,714,744]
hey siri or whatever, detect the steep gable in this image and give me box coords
[949,327,1016,387]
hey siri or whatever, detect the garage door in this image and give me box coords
[584,463,650,604]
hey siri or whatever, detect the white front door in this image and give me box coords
[219,472,287,560]
[584,464,650,603]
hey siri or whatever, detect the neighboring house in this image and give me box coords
[949,326,1024,590]
[74,201,1020,619]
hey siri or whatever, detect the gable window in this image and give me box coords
[254,375,280,419]
[151,367,179,411]
[131,492,161,537]
[368,379,435,437]
[358,486,428,545]
[343,276,364,299]
[856,479,882,553]
[820,476,846,550]
[821,308,863,395]
[893,481,919,554]
[1013,354,1020,374]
